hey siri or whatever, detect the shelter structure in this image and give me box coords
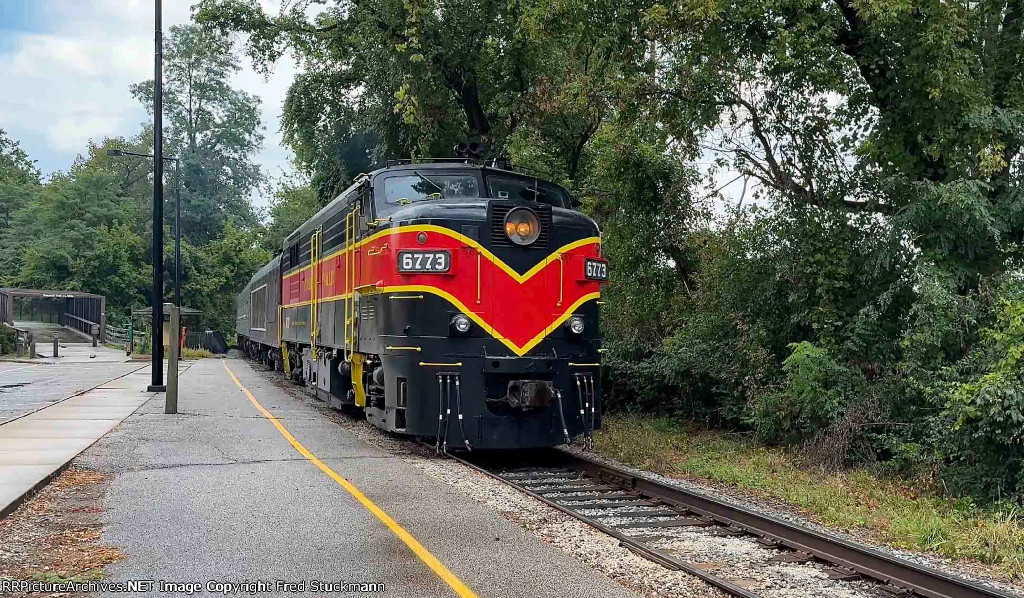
[132,303,201,349]
[0,288,106,342]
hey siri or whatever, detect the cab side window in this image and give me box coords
[359,184,372,233]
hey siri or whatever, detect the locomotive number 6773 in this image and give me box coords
[236,157,608,450]
[398,251,450,273]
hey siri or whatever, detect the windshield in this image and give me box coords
[486,175,569,208]
[380,172,481,214]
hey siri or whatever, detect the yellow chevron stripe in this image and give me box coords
[384,286,600,356]
[284,224,600,284]
[282,287,600,356]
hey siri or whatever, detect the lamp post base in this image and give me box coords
[148,385,167,393]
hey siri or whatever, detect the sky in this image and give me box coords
[0,0,753,215]
[0,0,297,205]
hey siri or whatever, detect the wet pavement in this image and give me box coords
[73,358,641,598]
[0,345,144,424]
[11,320,93,345]
[0,366,157,516]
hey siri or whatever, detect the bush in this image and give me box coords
[941,295,1024,499]
[0,326,14,355]
[183,347,213,360]
[752,342,848,443]
[599,192,1024,503]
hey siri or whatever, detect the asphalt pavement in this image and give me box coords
[76,358,640,598]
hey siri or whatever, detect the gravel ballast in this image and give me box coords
[258,365,1023,598]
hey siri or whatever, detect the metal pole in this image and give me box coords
[175,158,181,308]
[166,306,179,413]
[149,0,166,392]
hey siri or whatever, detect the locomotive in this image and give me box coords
[236,158,608,449]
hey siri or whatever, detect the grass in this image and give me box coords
[593,414,1024,581]
[182,347,213,360]
[30,569,104,583]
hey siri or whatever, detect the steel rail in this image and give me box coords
[444,450,765,598]
[562,450,1017,598]
[258,359,1016,598]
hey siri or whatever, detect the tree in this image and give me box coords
[0,129,40,234]
[131,24,264,243]
[185,222,271,335]
[194,0,650,195]
[264,176,322,252]
[75,130,155,234]
[2,164,149,318]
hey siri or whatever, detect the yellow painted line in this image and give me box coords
[222,361,480,598]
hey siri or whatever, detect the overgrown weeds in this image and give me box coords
[594,415,1024,581]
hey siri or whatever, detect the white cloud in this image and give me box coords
[0,0,298,206]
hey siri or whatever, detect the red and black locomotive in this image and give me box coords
[237,158,608,449]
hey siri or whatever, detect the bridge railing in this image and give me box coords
[1,324,35,358]
[62,313,102,341]
[105,323,145,352]
[0,290,11,326]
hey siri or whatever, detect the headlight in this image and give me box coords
[567,316,585,335]
[451,314,472,333]
[503,208,541,246]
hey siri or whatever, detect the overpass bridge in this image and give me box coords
[0,288,107,344]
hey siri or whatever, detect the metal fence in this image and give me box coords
[63,313,100,340]
[0,291,11,326]
[105,324,145,351]
[186,330,227,354]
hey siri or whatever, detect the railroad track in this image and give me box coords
[447,448,1017,598]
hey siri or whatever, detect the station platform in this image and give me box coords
[61,358,639,598]
[0,366,155,516]
[0,346,142,424]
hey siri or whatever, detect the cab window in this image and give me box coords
[486,175,568,208]
[378,172,481,215]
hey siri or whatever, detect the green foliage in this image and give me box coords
[753,342,859,444]
[264,178,322,252]
[942,285,1024,499]
[184,222,271,336]
[0,26,266,339]
[0,129,40,236]
[191,0,1024,503]
[130,24,263,243]
[0,326,15,355]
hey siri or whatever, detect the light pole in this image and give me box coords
[108,149,181,308]
[151,0,165,393]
